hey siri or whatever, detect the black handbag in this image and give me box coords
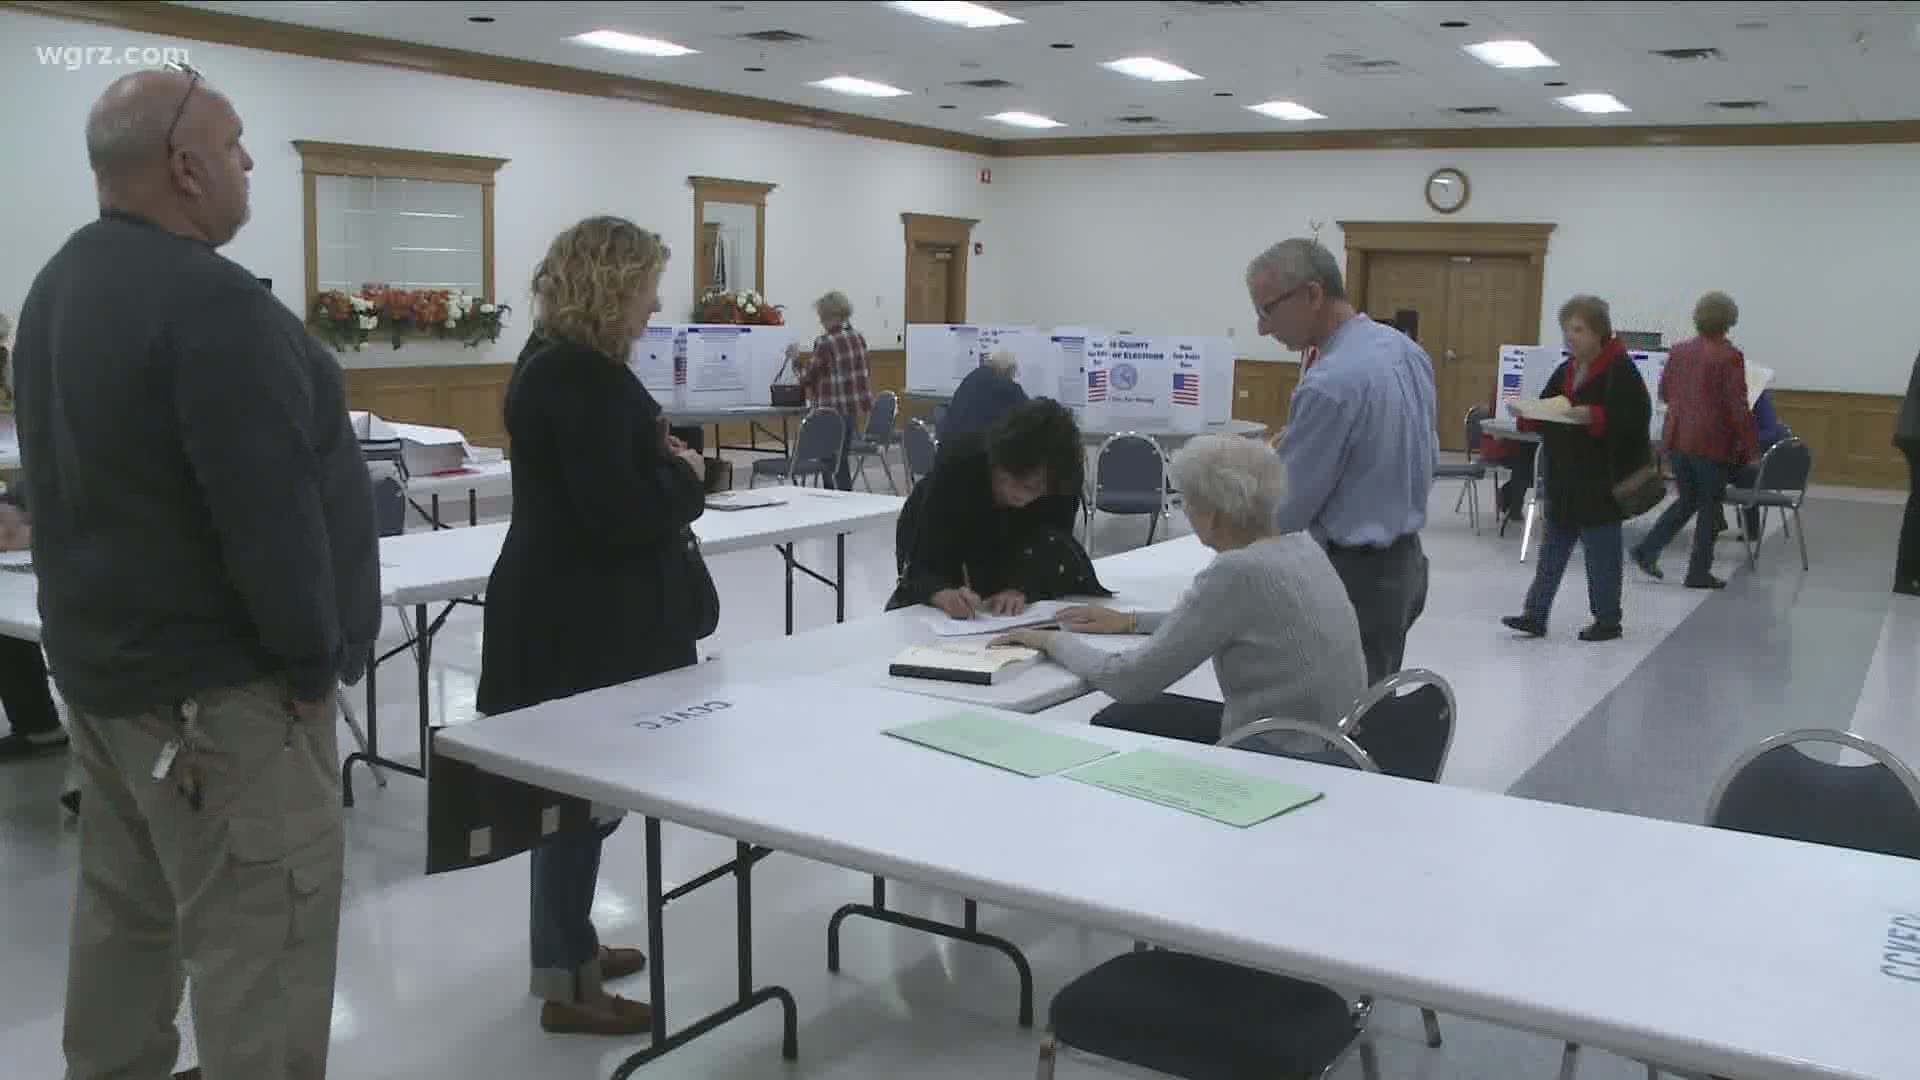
[1603,360,1666,517]
[682,528,720,639]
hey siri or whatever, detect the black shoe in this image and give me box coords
[1630,549,1664,581]
[173,1070,202,1080]
[1578,622,1623,642]
[1895,579,1920,597]
[1683,575,1727,590]
[59,789,81,815]
[1501,614,1546,638]
[0,730,69,761]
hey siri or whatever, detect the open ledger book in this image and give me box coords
[889,642,1043,686]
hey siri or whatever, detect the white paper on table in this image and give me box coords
[922,599,1072,637]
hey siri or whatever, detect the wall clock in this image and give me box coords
[1425,167,1470,214]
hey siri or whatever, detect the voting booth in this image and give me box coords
[905,324,1058,401]
[629,324,801,408]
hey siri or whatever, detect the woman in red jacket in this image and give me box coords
[1629,292,1756,589]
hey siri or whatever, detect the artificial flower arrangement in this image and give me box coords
[693,288,785,326]
[310,285,510,351]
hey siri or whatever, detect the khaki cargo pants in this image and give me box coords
[63,678,344,1080]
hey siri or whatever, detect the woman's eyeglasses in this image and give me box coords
[162,61,203,159]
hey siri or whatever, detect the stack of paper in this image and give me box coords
[1507,395,1580,424]
[889,642,1042,686]
[921,599,1071,638]
[1068,749,1323,828]
[883,711,1113,777]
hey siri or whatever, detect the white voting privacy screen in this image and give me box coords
[906,324,1053,398]
[634,325,800,407]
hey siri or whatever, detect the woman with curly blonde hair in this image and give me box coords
[473,216,708,1036]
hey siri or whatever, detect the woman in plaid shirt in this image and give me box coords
[795,290,873,490]
[1630,291,1757,589]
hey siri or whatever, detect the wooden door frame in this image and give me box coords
[1340,221,1555,344]
[902,212,978,323]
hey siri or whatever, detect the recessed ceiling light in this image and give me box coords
[1101,57,1203,82]
[467,15,495,24]
[1464,39,1558,69]
[987,110,1066,129]
[811,75,912,98]
[1556,92,1631,114]
[889,1,1022,29]
[572,29,698,57]
[1248,99,1326,121]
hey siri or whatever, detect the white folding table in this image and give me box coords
[339,489,903,803]
[435,676,1920,1080]
[402,460,513,529]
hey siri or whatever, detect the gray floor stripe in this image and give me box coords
[1504,497,1901,824]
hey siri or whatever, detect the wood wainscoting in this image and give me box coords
[1233,359,1301,437]
[340,363,512,451]
[1771,389,1906,490]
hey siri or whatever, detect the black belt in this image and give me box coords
[1325,533,1419,557]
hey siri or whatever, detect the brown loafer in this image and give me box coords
[540,995,653,1036]
[600,945,647,980]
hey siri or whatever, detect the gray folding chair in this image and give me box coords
[1229,668,1457,1053]
[1723,436,1812,570]
[1088,433,1168,555]
[848,390,899,493]
[902,418,938,486]
[749,407,845,488]
[1560,729,1920,1080]
[1435,406,1491,534]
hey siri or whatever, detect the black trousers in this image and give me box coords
[1898,442,1920,592]
[0,635,60,737]
[1325,534,1429,686]
[1091,693,1224,744]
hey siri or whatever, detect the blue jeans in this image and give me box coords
[1633,452,1725,583]
[834,422,856,491]
[1524,521,1624,626]
[530,820,619,1003]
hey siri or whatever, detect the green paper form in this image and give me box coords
[884,712,1116,778]
[1067,748,1323,827]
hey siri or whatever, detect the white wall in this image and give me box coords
[993,145,1920,394]
[0,9,1003,368]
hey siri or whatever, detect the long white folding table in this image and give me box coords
[435,674,1920,1080]
[339,489,903,803]
[662,404,807,459]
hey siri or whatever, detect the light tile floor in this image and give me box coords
[2,454,1907,1079]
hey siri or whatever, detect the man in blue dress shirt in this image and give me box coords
[1247,239,1438,683]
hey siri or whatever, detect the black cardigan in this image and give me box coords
[1535,348,1654,529]
[891,433,1082,608]
[475,335,706,715]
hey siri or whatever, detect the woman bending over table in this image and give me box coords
[889,398,1104,616]
[998,433,1367,744]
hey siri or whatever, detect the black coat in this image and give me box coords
[889,432,1087,608]
[475,335,706,716]
[1537,347,1654,529]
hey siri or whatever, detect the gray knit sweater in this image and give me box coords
[1045,534,1368,739]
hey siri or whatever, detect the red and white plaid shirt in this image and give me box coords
[799,323,873,419]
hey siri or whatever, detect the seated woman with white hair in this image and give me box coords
[998,433,1367,743]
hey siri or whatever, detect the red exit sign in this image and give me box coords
[979,167,992,184]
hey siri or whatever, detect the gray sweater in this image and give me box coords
[1046,533,1367,739]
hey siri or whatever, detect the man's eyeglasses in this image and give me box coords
[162,61,202,159]
[1256,281,1308,322]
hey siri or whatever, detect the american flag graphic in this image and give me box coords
[1172,371,1201,406]
[1501,372,1522,392]
[1087,369,1109,402]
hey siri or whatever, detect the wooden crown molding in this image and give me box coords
[1339,221,1555,257]
[292,140,507,184]
[688,176,776,206]
[8,0,1000,157]
[993,121,1920,157]
[901,212,979,245]
[10,3,1918,159]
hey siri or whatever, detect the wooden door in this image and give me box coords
[907,243,955,324]
[1441,256,1535,450]
[1363,254,1453,440]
